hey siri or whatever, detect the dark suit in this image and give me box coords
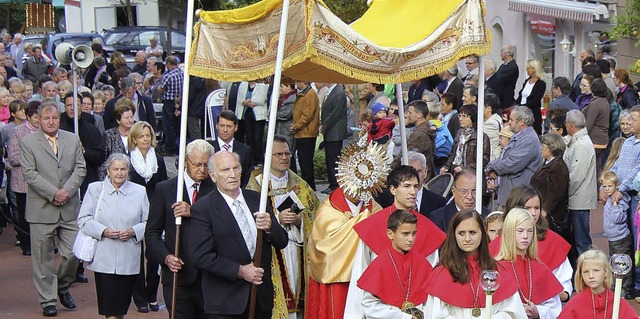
[321,85,348,190]
[492,59,519,109]
[188,188,287,318]
[208,139,252,188]
[516,78,546,135]
[445,77,464,108]
[145,176,215,318]
[430,201,491,232]
[103,92,157,130]
[418,188,447,220]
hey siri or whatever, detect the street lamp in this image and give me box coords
[560,36,575,56]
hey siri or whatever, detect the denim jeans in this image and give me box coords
[569,209,592,255]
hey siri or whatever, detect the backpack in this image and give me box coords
[432,122,454,159]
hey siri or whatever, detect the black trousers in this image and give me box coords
[162,100,179,152]
[324,140,342,189]
[163,279,206,319]
[243,108,265,166]
[132,245,160,307]
[296,137,317,190]
[15,192,30,253]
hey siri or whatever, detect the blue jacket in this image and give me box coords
[603,193,630,241]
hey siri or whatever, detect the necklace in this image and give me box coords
[510,258,533,304]
[469,275,481,317]
[387,249,414,310]
[590,290,609,319]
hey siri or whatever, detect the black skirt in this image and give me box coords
[94,272,137,316]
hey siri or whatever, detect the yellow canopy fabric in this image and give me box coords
[189,0,491,84]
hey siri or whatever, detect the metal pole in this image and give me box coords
[171,0,197,317]
[475,56,485,212]
[72,66,79,136]
[396,83,408,165]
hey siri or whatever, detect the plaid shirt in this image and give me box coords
[611,136,640,192]
[160,67,183,101]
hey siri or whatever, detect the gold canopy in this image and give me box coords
[189,0,491,84]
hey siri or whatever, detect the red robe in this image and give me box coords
[558,289,639,319]
[490,230,570,270]
[422,254,519,308]
[357,248,431,309]
[497,256,563,304]
[353,204,445,258]
[306,188,379,319]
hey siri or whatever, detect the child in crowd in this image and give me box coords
[367,102,394,145]
[559,250,638,318]
[357,209,429,318]
[426,101,453,172]
[359,109,372,132]
[602,137,625,174]
[485,211,504,242]
[487,126,513,208]
[601,171,634,297]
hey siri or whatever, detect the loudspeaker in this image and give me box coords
[54,44,94,68]
[72,45,94,68]
[54,42,74,65]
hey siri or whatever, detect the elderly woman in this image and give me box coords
[441,104,490,174]
[8,101,40,255]
[77,153,149,319]
[620,110,634,138]
[530,134,570,240]
[516,59,546,135]
[99,98,135,179]
[127,121,166,312]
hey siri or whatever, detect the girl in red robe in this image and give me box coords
[496,208,563,319]
[423,209,527,318]
[489,185,573,302]
[559,250,638,319]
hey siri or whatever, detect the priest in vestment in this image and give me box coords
[246,135,319,319]
[345,165,445,318]
[306,134,389,319]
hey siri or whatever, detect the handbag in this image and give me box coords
[73,183,105,262]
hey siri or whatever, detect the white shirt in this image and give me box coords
[218,189,257,245]
[520,81,535,105]
[416,187,424,211]
[217,137,233,153]
[346,198,363,217]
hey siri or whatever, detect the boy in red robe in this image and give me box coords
[357,209,430,318]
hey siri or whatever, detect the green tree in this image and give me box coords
[610,0,640,45]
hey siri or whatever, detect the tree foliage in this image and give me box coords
[610,0,640,46]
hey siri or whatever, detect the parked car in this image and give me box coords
[42,33,104,66]
[101,26,186,64]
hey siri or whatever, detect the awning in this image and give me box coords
[508,0,609,23]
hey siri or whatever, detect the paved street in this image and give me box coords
[1,176,638,317]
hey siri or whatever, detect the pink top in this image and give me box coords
[0,106,10,124]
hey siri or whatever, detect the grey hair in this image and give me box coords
[186,139,215,158]
[619,110,632,121]
[566,110,586,129]
[421,90,439,103]
[52,67,67,77]
[512,106,534,126]
[120,76,135,90]
[407,151,427,167]
[38,98,59,115]
[105,153,131,171]
[129,72,143,82]
[447,66,459,76]
[42,81,58,90]
[540,134,566,157]
[485,60,496,73]
[207,151,240,175]
[502,45,515,57]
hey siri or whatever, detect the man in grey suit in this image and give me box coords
[318,83,348,194]
[20,98,87,317]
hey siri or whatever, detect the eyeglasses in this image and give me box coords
[465,62,476,65]
[186,156,208,169]
[454,186,477,197]
[272,152,292,159]
[550,127,561,131]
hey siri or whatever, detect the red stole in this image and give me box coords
[353,204,445,258]
[305,279,348,319]
[489,230,570,270]
[357,249,431,308]
[497,256,563,304]
[422,255,518,308]
[558,289,639,319]
[329,187,373,216]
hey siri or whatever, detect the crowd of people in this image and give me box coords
[0,27,639,319]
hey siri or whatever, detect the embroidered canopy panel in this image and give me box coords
[189,0,491,84]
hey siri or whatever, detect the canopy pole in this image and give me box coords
[72,65,79,136]
[171,0,197,318]
[251,0,291,317]
[396,83,408,165]
[475,56,486,212]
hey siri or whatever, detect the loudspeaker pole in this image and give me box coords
[72,63,79,136]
